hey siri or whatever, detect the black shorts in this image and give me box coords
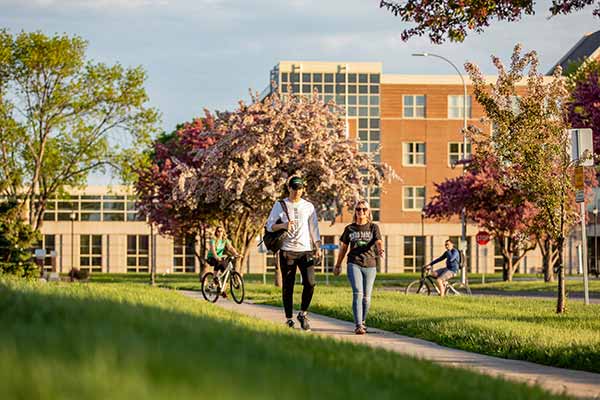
[207,257,228,272]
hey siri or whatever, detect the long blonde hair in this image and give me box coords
[352,199,373,224]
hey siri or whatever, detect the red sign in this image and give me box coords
[476,231,490,245]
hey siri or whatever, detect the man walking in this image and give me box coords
[266,176,321,330]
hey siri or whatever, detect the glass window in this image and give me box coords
[324,85,334,94]
[312,73,322,83]
[290,73,299,83]
[335,73,345,83]
[80,234,102,272]
[370,74,380,84]
[302,84,311,93]
[81,202,101,210]
[80,213,101,221]
[370,85,379,94]
[359,73,368,83]
[358,85,368,94]
[403,95,426,118]
[448,95,472,119]
[324,73,334,83]
[348,86,357,94]
[302,73,310,82]
[448,142,472,166]
[403,186,426,210]
[173,235,196,273]
[348,73,357,83]
[403,142,426,166]
[103,213,124,221]
[403,236,425,272]
[127,235,150,273]
[281,72,288,83]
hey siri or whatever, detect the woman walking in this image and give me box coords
[333,200,383,334]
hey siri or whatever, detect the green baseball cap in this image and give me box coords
[288,176,305,188]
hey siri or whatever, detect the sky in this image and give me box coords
[1,0,599,182]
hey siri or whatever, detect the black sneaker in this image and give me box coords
[286,319,295,328]
[297,312,311,331]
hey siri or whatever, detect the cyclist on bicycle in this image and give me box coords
[423,239,459,297]
[207,226,240,287]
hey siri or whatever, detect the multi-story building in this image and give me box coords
[37,31,600,275]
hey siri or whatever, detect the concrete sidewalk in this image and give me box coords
[181,291,600,399]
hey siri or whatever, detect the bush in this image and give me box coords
[0,261,38,279]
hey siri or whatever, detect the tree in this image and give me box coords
[425,148,538,281]
[172,90,394,283]
[379,1,600,43]
[0,200,39,278]
[465,44,585,313]
[567,59,600,155]
[0,30,159,231]
[135,112,223,279]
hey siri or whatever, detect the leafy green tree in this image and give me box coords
[0,200,39,278]
[0,30,159,230]
[465,45,586,313]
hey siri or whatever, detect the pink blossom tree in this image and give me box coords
[173,90,394,281]
[567,60,600,155]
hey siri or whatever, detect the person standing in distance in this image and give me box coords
[266,176,321,330]
[333,199,383,334]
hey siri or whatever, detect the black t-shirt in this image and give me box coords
[340,223,382,268]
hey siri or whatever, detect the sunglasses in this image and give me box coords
[355,208,368,212]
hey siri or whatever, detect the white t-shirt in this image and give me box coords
[266,198,321,252]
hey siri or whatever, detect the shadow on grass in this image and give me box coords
[0,281,573,400]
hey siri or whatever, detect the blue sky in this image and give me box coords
[1,0,599,183]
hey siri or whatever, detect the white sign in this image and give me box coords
[576,190,585,203]
[34,249,46,259]
[568,128,594,166]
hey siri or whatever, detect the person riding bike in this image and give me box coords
[207,226,240,296]
[423,239,459,297]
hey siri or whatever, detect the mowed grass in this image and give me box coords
[243,283,600,373]
[0,278,571,400]
[469,278,600,293]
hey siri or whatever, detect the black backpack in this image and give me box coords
[260,200,290,253]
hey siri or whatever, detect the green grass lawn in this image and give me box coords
[469,279,600,293]
[0,277,575,400]
[242,283,600,374]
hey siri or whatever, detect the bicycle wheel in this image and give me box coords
[405,280,431,295]
[201,272,220,303]
[230,271,245,304]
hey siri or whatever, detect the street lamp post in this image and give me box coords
[593,207,598,276]
[413,52,468,285]
[69,211,76,273]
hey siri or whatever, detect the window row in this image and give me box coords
[281,72,380,84]
[403,95,472,119]
[281,84,379,95]
[402,142,472,167]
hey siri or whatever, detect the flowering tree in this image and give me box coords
[568,60,600,155]
[173,90,394,278]
[465,44,590,313]
[379,1,600,43]
[425,145,538,281]
[135,112,224,278]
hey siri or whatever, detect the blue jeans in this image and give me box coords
[347,263,377,326]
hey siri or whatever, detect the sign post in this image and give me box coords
[570,128,593,306]
[476,231,490,285]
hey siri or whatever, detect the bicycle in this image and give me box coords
[405,266,471,296]
[201,257,245,304]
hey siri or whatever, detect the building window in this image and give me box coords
[403,95,426,118]
[448,142,472,166]
[173,235,196,273]
[35,234,56,271]
[403,186,425,211]
[403,142,426,166]
[127,235,149,273]
[448,95,472,119]
[80,235,102,272]
[404,236,425,273]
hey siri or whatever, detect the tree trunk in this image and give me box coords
[556,235,566,314]
[197,226,209,281]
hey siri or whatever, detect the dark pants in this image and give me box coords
[279,250,316,319]
[207,257,228,272]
